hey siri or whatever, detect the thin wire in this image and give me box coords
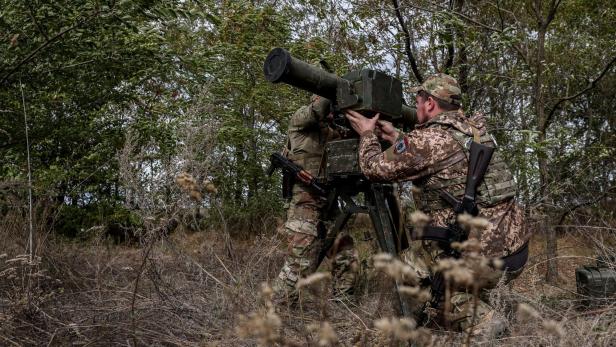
[20,78,34,263]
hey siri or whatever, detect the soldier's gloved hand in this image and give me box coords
[311,95,331,120]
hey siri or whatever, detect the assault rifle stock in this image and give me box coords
[417,141,495,325]
[266,152,327,197]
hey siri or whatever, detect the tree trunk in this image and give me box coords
[533,0,559,283]
[545,219,559,282]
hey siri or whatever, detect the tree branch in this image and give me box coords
[1,10,100,85]
[555,186,614,228]
[442,0,456,73]
[422,1,500,32]
[530,0,540,24]
[495,0,506,31]
[545,55,616,126]
[545,0,562,28]
[27,2,49,41]
[391,0,423,83]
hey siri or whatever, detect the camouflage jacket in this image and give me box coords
[286,99,340,176]
[358,110,529,258]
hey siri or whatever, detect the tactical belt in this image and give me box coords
[411,226,451,242]
[501,241,529,272]
[413,227,529,272]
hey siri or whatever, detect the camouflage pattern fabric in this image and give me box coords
[357,76,529,331]
[409,73,462,106]
[330,237,360,298]
[449,292,498,334]
[400,239,522,334]
[274,100,358,302]
[412,112,517,210]
[273,186,359,301]
[449,262,522,336]
[359,110,530,258]
[286,96,340,174]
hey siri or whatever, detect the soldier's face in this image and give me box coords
[415,94,429,124]
[415,94,437,124]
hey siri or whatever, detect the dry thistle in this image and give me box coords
[296,272,331,290]
[447,267,474,287]
[175,172,204,202]
[236,309,282,346]
[491,258,504,270]
[409,211,431,237]
[307,322,338,346]
[398,285,431,302]
[542,319,565,337]
[203,179,218,194]
[189,190,203,201]
[236,284,284,345]
[260,282,274,309]
[176,172,197,190]
[451,238,481,253]
[373,253,418,283]
[516,303,541,321]
[374,317,418,341]
[457,213,489,233]
[373,253,393,263]
[433,258,475,287]
[261,282,273,300]
[374,317,393,334]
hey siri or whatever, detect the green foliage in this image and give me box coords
[0,0,613,237]
[0,0,205,234]
[55,203,142,239]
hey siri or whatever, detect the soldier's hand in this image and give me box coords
[377,120,399,144]
[344,109,379,135]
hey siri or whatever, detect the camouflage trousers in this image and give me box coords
[273,186,359,302]
[401,241,523,334]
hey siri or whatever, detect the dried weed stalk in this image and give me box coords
[236,282,288,346]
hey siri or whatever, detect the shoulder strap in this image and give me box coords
[281,137,291,158]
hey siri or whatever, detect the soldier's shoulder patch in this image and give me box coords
[393,137,410,154]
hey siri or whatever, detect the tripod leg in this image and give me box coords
[317,194,358,266]
[367,183,412,318]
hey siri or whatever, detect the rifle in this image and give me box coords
[416,141,495,325]
[266,152,327,197]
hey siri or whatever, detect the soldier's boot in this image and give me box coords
[273,222,320,307]
[272,274,299,307]
[449,292,507,338]
[331,237,360,301]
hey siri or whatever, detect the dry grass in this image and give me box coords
[1,221,616,346]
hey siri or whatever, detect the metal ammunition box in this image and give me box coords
[575,265,616,300]
[325,139,362,180]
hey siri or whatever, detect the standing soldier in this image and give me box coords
[273,95,359,304]
[345,74,530,333]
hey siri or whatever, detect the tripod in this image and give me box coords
[318,177,412,317]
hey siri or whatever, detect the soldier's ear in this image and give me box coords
[426,96,436,111]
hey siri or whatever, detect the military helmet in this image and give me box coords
[410,73,462,106]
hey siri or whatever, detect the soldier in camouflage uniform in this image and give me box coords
[273,95,360,304]
[345,74,530,333]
